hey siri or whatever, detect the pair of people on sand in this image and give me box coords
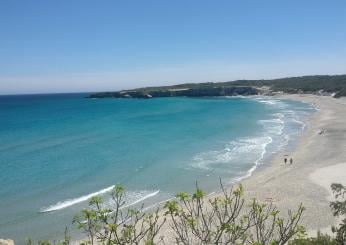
[284,157,293,165]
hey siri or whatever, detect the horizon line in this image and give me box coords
[0,73,345,96]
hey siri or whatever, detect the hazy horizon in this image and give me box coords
[1,0,346,95]
[1,72,345,96]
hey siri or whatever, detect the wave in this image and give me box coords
[226,95,247,99]
[252,97,288,109]
[191,97,313,184]
[231,136,272,183]
[41,187,160,213]
[40,185,115,213]
[120,190,160,209]
[226,97,314,183]
[258,118,284,135]
[281,110,307,131]
[192,136,273,171]
[258,100,277,105]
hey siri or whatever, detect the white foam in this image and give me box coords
[40,185,115,213]
[258,116,284,135]
[120,190,160,209]
[232,136,273,183]
[227,95,246,99]
[192,136,273,171]
[41,187,160,213]
[226,97,313,183]
[258,100,277,105]
[253,98,288,109]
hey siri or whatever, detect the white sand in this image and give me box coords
[76,94,346,243]
[241,94,346,234]
[157,94,346,242]
[310,162,346,201]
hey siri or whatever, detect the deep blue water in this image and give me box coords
[0,94,315,243]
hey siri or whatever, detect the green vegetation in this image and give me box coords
[330,183,346,243]
[72,185,164,245]
[229,75,346,97]
[89,74,346,98]
[25,182,346,244]
[164,183,304,244]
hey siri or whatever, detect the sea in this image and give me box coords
[0,93,316,243]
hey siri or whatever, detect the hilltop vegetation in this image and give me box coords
[89,75,346,98]
[229,75,346,97]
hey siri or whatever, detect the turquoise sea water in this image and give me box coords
[0,94,315,243]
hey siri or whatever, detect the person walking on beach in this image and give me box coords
[284,158,287,164]
[290,158,293,165]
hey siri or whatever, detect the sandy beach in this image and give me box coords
[74,94,346,244]
[241,94,346,234]
[153,94,346,243]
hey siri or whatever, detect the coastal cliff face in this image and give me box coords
[89,86,259,98]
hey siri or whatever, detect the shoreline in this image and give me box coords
[144,94,346,243]
[71,94,346,244]
[240,94,346,234]
[130,94,345,242]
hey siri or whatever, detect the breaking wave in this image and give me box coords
[119,190,160,209]
[40,187,159,213]
[192,136,273,172]
[40,185,115,212]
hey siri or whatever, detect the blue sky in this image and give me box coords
[0,0,345,94]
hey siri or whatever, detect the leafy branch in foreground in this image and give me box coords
[72,185,165,245]
[28,183,306,244]
[330,183,346,244]
[164,181,305,244]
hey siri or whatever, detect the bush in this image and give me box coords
[68,182,305,244]
[24,184,307,244]
[27,181,346,244]
[72,185,165,245]
[330,183,346,244]
[164,183,305,244]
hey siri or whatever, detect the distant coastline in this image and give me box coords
[89,74,346,99]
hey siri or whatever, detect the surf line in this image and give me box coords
[40,185,115,213]
[40,187,160,213]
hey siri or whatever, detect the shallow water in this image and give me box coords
[0,94,315,243]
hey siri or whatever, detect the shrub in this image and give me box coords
[330,183,346,244]
[27,183,306,244]
[164,182,305,244]
[72,185,165,245]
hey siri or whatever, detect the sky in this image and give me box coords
[0,0,345,94]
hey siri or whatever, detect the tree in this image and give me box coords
[28,183,306,244]
[330,183,346,244]
[164,182,305,244]
[73,185,166,245]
